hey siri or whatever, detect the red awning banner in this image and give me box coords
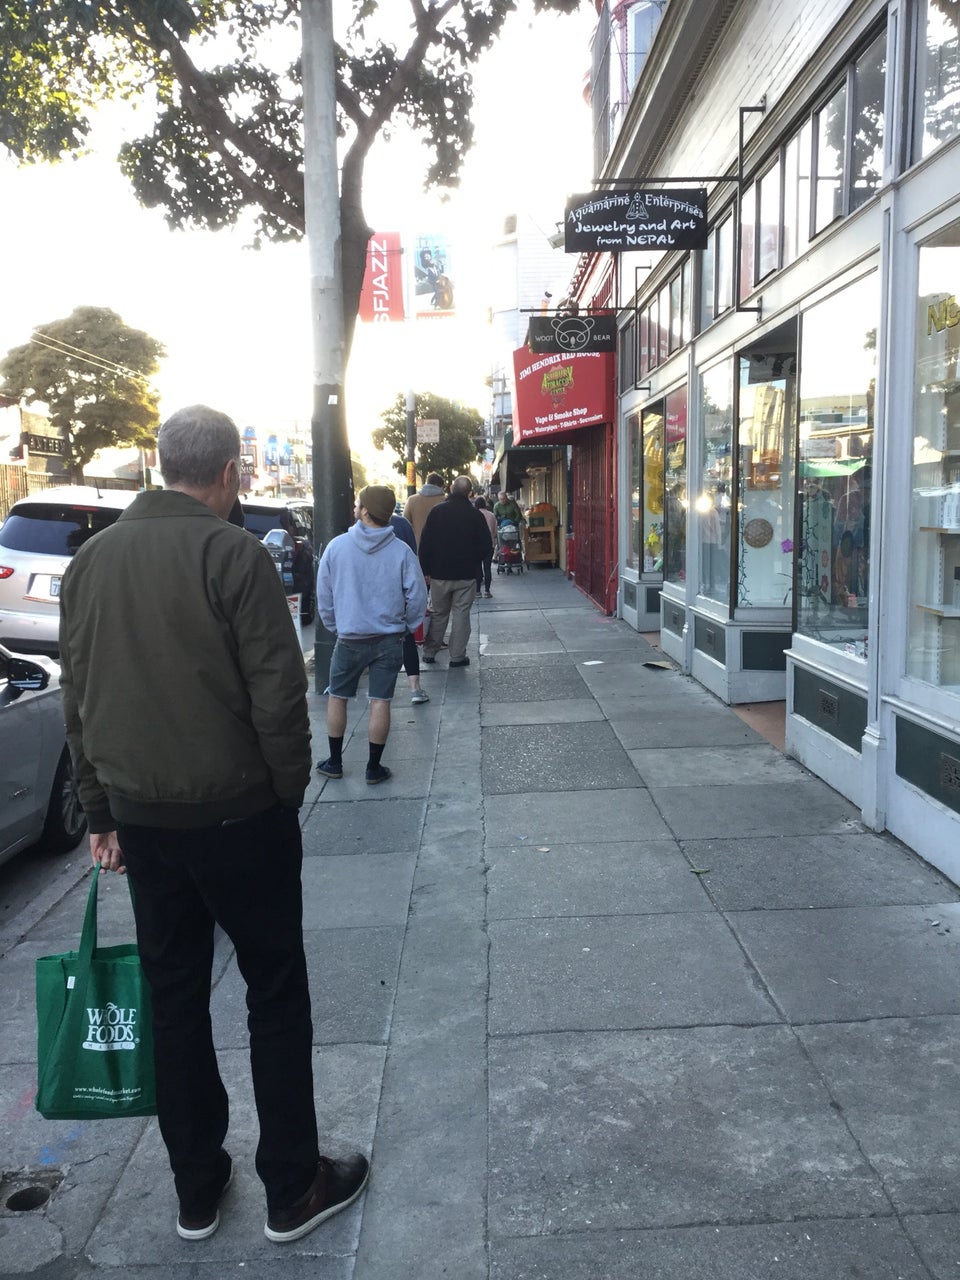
[359,232,405,323]
[512,346,615,443]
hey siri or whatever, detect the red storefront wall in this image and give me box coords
[572,424,616,613]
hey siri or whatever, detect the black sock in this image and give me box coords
[327,736,343,766]
[368,742,385,768]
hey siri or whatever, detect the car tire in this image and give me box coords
[39,747,88,854]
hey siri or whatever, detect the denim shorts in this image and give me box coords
[328,634,404,700]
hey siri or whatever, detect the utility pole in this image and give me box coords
[302,0,354,688]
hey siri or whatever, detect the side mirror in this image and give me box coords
[9,657,50,693]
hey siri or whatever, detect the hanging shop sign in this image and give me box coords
[564,188,708,253]
[512,345,615,444]
[359,231,405,323]
[527,314,617,354]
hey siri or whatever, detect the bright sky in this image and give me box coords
[0,2,596,472]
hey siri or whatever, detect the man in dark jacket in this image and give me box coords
[58,405,368,1245]
[418,474,492,667]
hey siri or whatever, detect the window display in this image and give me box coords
[641,406,665,572]
[698,360,734,603]
[908,224,960,687]
[796,274,878,654]
[736,347,796,608]
[627,413,641,570]
[664,387,688,585]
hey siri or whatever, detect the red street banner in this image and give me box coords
[512,345,615,443]
[359,232,405,323]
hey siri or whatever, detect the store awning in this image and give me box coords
[492,427,563,489]
[512,345,615,444]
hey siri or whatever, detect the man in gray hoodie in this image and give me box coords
[316,485,428,783]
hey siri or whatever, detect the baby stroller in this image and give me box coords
[496,520,524,575]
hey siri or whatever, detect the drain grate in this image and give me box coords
[0,1168,64,1214]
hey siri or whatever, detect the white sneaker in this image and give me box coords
[411,689,430,704]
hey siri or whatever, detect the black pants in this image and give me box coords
[118,806,318,1215]
[402,630,420,676]
[477,555,493,593]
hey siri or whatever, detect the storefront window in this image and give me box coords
[699,361,734,603]
[740,181,756,301]
[670,273,682,352]
[641,407,665,572]
[797,274,878,655]
[717,216,734,313]
[658,284,670,363]
[814,81,847,234]
[664,387,688,585]
[757,160,781,279]
[737,347,797,608]
[700,227,717,330]
[907,224,960,686]
[919,0,960,159]
[851,32,885,208]
[627,413,641,571]
[783,121,812,266]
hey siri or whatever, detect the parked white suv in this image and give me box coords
[0,487,138,656]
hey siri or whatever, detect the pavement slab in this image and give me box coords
[731,902,960,1022]
[485,788,673,844]
[679,833,960,910]
[608,706,765,749]
[488,1025,884,1236]
[490,1218,931,1280]
[301,797,426,856]
[480,663,589,703]
[628,743,804,787]
[481,698,604,726]
[485,840,710,919]
[488,913,779,1033]
[650,780,860,839]
[798,1017,960,1215]
[482,721,641,794]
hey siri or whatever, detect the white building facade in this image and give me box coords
[577,0,960,878]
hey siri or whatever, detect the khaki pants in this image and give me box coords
[424,579,476,662]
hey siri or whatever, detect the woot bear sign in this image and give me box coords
[527,314,617,355]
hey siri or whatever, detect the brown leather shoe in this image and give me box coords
[264,1153,370,1243]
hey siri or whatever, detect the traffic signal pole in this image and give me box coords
[302,0,355,690]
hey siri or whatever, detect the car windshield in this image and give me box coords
[0,505,124,556]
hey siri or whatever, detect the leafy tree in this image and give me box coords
[0,306,164,482]
[350,453,368,491]
[372,391,483,483]
[0,0,584,351]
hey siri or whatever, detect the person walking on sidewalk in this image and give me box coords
[493,489,524,528]
[403,471,447,545]
[316,485,428,782]
[474,496,497,598]
[391,509,430,705]
[57,405,368,1245]
[418,475,492,667]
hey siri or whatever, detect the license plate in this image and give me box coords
[50,576,61,598]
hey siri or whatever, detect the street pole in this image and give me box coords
[405,388,416,497]
[302,0,354,689]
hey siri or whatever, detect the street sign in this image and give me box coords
[416,418,440,443]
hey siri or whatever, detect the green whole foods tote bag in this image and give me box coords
[35,870,156,1119]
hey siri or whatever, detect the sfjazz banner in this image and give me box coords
[564,188,708,253]
[359,232,405,323]
[512,345,615,443]
[527,313,617,354]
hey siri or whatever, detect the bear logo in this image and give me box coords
[551,316,595,351]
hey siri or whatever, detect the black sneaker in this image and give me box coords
[422,652,437,664]
[449,657,470,667]
[316,758,343,779]
[177,1152,233,1241]
[264,1153,370,1243]
[365,764,392,785]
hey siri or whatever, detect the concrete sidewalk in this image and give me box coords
[4,568,960,1279]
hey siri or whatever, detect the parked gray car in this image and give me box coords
[0,487,138,656]
[0,644,87,868]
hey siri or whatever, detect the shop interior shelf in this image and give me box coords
[917,604,960,618]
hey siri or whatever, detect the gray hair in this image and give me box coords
[158,405,241,488]
[451,475,473,498]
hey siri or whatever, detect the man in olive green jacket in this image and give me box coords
[58,405,368,1245]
